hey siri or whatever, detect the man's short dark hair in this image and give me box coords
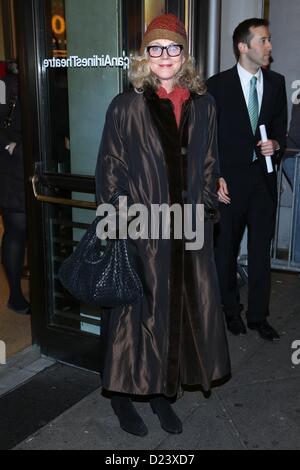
[233,18,270,60]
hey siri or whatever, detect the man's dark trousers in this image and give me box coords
[215,162,277,323]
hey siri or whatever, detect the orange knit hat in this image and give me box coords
[140,14,188,57]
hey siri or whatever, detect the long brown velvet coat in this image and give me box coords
[96,87,230,397]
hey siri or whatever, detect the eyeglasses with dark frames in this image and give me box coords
[147,44,184,58]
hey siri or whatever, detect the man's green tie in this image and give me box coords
[248,76,259,161]
[248,76,259,134]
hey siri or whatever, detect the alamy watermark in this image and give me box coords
[96,197,205,251]
[0,340,6,365]
[291,80,300,104]
[291,340,300,366]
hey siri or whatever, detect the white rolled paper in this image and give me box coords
[259,125,274,174]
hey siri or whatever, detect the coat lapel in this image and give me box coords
[144,87,185,395]
[232,66,274,143]
[257,69,273,132]
[144,87,188,203]
[144,88,203,396]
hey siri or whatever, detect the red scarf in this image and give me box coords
[157,86,190,127]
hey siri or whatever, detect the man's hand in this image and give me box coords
[257,139,280,157]
[217,177,231,204]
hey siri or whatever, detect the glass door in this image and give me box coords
[15,0,125,371]
[15,0,187,371]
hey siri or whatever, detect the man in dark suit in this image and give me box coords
[207,18,287,341]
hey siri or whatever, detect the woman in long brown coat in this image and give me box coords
[96,14,230,437]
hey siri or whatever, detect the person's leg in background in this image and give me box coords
[215,197,248,335]
[1,209,30,314]
[246,165,280,341]
[246,169,276,323]
[283,156,300,263]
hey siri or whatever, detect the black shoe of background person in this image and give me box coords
[111,395,148,437]
[226,315,247,336]
[247,320,280,342]
[7,301,31,316]
[150,396,183,434]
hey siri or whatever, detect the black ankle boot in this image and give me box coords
[111,395,148,437]
[7,297,30,315]
[150,396,182,434]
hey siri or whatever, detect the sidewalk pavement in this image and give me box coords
[5,272,300,450]
[0,346,55,399]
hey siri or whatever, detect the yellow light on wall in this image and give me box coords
[52,14,66,35]
[144,0,165,30]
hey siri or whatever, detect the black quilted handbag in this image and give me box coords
[58,197,144,308]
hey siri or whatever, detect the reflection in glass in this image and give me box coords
[50,0,70,173]
[144,0,165,28]
[47,0,121,176]
[44,0,122,335]
[51,0,67,58]
[47,202,101,336]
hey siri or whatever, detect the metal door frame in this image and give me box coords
[14,0,104,370]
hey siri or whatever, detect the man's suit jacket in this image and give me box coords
[207,65,287,198]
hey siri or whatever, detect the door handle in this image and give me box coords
[31,176,97,210]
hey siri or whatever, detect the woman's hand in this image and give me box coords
[217,177,231,205]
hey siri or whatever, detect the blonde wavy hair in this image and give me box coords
[128,52,207,95]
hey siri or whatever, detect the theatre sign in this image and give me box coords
[43,53,130,70]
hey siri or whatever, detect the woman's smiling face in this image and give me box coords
[148,39,185,92]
